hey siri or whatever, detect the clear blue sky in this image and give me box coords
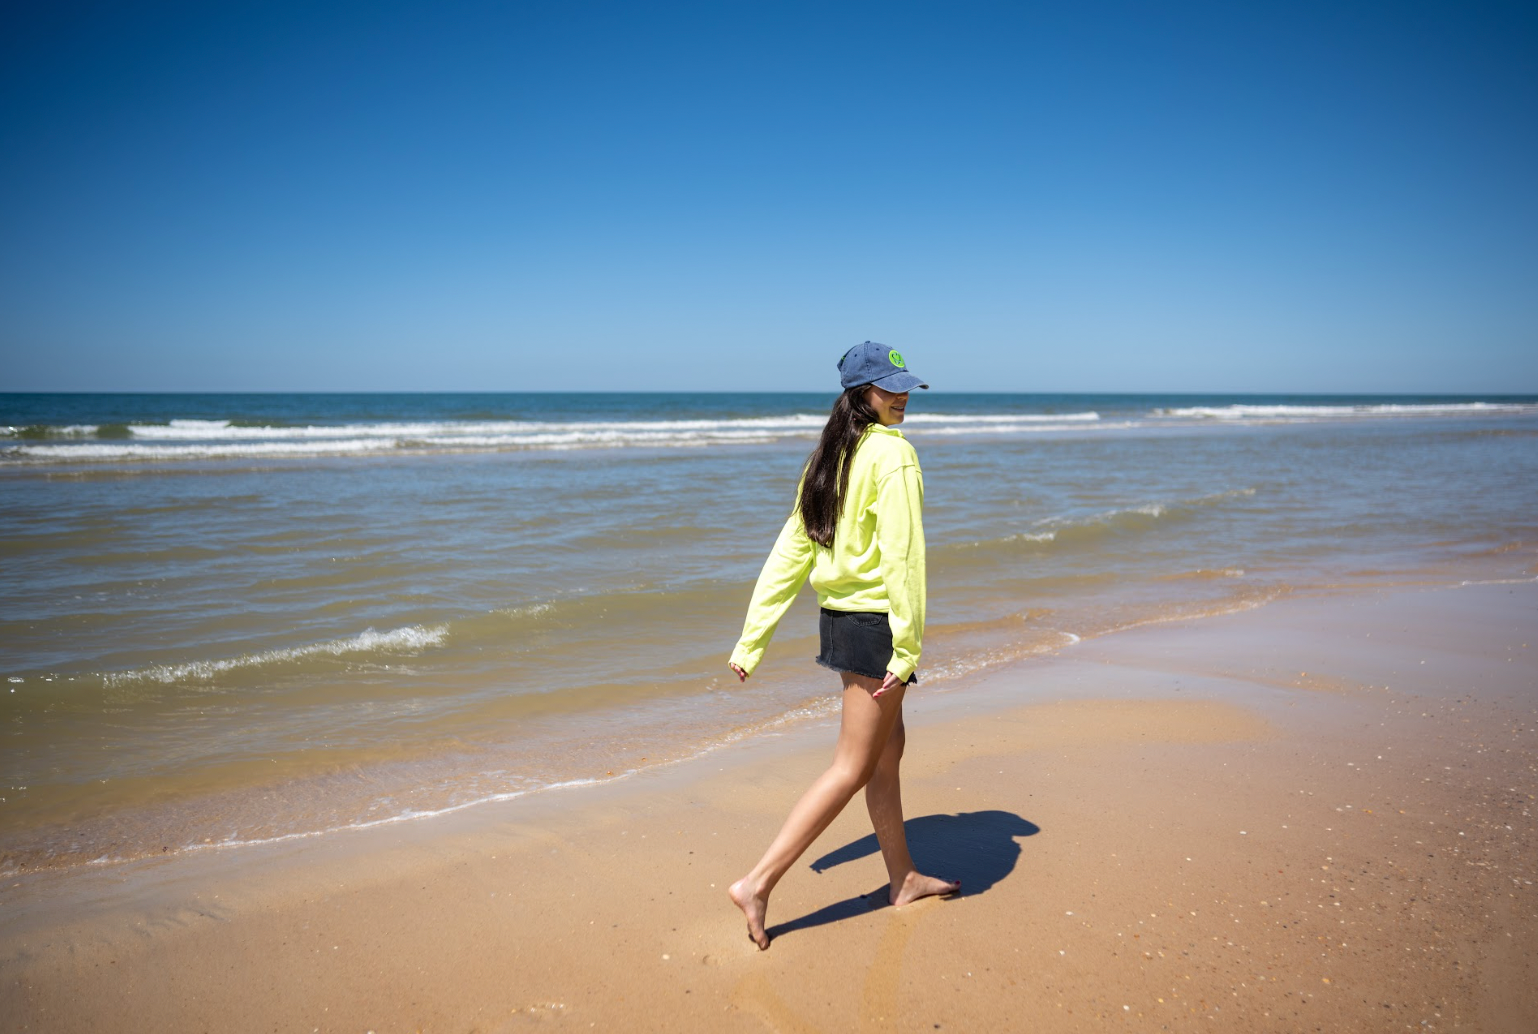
[2,0,1534,392]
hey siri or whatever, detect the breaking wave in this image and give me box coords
[8,398,1537,463]
[1155,402,1538,421]
[1,412,1114,463]
[102,624,449,686]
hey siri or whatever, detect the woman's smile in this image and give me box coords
[867,386,910,426]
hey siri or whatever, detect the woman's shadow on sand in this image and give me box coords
[766,810,1040,941]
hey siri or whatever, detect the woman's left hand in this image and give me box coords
[873,671,904,698]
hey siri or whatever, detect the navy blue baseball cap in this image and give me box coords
[838,341,929,392]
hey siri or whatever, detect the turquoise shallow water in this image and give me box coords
[3,392,1536,869]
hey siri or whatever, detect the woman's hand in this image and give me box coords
[729,663,749,682]
[873,671,903,698]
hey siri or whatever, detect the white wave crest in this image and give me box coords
[913,419,1134,436]
[1191,487,1257,504]
[1034,502,1167,532]
[1157,402,1538,421]
[103,624,449,685]
[1026,488,1252,538]
[904,411,1101,424]
[12,439,403,461]
[123,415,831,440]
[494,602,554,619]
[1004,531,1057,543]
[1,410,1120,463]
[1,423,102,438]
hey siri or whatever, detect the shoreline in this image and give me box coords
[3,578,1536,1031]
[7,391,1535,883]
[3,562,1520,878]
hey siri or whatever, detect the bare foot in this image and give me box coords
[889,871,961,907]
[728,877,771,950]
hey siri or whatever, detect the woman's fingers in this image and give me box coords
[729,663,748,682]
[874,671,902,697]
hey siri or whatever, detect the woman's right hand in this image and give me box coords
[729,663,749,682]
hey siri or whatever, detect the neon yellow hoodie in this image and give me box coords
[729,423,926,682]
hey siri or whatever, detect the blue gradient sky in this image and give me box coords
[2,1,1534,392]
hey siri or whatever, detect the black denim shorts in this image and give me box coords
[815,608,917,685]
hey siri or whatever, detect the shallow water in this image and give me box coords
[3,392,1536,869]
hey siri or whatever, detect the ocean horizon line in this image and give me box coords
[5,389,1538,398]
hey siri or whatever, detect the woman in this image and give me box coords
[727,341,959,950]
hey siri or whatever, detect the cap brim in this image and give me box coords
[871,371,928,391]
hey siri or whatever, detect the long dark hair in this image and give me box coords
[798,386,879,547]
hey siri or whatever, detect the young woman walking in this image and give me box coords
[726,341,959,950]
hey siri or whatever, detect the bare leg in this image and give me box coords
[728,672,906,949]
[865,714,962,905]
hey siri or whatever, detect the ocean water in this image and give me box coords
[3,392,1537,871]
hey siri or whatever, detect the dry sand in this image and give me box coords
[3,581,1535,1032]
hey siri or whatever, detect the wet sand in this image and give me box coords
[3,580,1535,1032]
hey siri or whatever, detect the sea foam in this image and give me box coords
[103,624,449,686]
[1,411,1117,463]
[1156,402,1538,420]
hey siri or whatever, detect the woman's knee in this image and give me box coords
[829,755,879,793]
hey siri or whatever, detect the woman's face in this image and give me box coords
[866,385,910,426]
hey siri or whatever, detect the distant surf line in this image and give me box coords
[6,401,1535,463]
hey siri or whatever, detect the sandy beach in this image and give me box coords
[3,579,1535,1033]
[7,0,1537,1027]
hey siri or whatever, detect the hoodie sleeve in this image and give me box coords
[875,459,926,682]
[728,511,815,676]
